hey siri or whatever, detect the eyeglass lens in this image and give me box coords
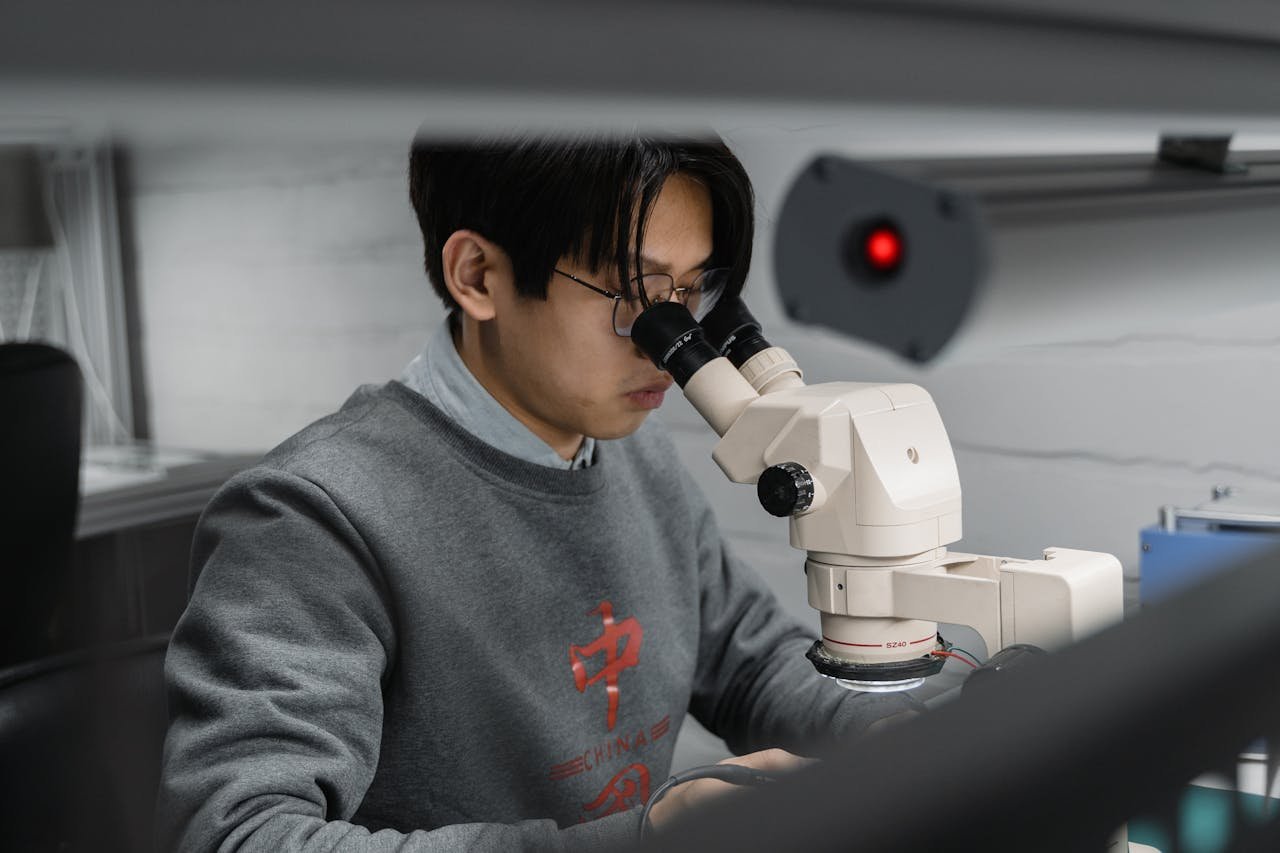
[614,269,729,336]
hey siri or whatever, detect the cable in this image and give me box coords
[931,650,978,669]
[638,762,777,840]
[948,646,984,667]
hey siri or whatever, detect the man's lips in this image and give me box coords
[625,379,674,409]
[628,380,674,395]
[624,376,675,394]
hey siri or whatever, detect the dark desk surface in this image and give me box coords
[78,444,261,539]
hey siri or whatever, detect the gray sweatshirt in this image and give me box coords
[157,381,913,852]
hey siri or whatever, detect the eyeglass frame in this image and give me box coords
[551,266,731,337]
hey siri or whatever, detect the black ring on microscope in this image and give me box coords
[805,640,946,682]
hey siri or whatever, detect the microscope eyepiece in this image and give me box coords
[699,295,772,367]
[630,301,722,388]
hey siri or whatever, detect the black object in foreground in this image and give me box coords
[621,544,1280,853]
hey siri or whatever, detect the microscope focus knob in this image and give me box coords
[757,462,815,517]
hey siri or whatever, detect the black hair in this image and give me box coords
[407,133,754,318]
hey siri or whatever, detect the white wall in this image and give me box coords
[128,139,442,453]
[125,129,1280,761]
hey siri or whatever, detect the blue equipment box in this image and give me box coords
[1140,494,1280,604]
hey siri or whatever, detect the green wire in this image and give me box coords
[949,647,983,667]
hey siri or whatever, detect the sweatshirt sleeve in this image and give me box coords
[683,478,921,757]
[156,467,641,852]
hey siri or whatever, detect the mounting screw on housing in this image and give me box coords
[757,462,815,517]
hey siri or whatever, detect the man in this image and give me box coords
[156,134,915,851]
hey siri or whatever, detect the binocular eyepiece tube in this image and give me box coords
[698,296,772,367]
[630,301,723,388]
[631,301,759,437]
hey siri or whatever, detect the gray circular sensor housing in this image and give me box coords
[774,155,988,363]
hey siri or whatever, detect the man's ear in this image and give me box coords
[441,230,511,322]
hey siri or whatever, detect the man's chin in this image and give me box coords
[586,412,652,442]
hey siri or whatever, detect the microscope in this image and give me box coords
[632,296,1124,692]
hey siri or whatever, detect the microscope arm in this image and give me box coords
[808,549,1123,661]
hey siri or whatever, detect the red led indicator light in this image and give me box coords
[864,226,904,272]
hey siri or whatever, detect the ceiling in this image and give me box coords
[1,1,1278,147]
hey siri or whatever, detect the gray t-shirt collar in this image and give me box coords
[400,321,596,470]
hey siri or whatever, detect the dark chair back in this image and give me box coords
[0,341,83,665]
[0,634,170,853]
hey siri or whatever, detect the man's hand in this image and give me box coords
[646,748,812,832]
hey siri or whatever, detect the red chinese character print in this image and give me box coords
[569,601,643,731]
[582,763,651,819]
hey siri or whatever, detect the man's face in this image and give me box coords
[476,171,715,454]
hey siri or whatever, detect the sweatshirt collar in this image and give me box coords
[400,320,596,471]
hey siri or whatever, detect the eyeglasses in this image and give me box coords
[552,267,731,337]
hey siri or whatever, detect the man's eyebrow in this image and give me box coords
[639,253,716,273]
